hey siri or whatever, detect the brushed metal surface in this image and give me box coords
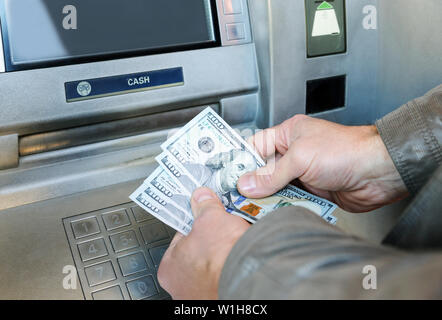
[0,44,259,137]
[19,105,218,156]
[0,133,18,169]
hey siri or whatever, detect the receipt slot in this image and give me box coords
[305,0,346,57]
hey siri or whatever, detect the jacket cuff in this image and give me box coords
[375,85,442,195]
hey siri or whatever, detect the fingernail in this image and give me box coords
[193,188,215,204]
[238,174,256,192]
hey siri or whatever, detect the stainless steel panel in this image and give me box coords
[19,105,217,156]
[375,0,442,118]
[0,45,259,136]
[0,133,18,169]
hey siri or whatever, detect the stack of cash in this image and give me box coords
[130,107,338,235]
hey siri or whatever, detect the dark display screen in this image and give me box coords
[0,0,218,71]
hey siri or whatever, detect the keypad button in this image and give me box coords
[149,245,169,269]
[140,223,169,245]
[92,286,124,300]
[102,210,131,231]
[78,238,108,262]
[126,276,158,300]
[71,217,100,239]
[131,206,153,223]
[223,0,243,15]
[85,261,116,287]
[226,23,246,41]
[110,230,139,253]
[118,252,148,276]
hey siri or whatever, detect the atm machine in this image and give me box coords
[0,0,441,299]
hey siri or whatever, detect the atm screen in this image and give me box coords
[0,0,218,71]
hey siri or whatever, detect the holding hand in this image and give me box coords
[158,188,249,299]
[238,115,408,213]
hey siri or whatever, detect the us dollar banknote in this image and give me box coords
[143,167,193,217]
[130,107,338,234]
[129,179,193,235]
[227,184,337,223]
[160,107,337,224]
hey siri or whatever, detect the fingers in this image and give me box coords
[191,187,226,219]
[237,151,305,198]
[248,125,287,159]
[168,188,225,249]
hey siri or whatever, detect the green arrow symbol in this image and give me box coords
[317,1,334,10]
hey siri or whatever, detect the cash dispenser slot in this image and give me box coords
[19,105,219,157]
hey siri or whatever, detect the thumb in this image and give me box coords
[191,187,226,219]
[237,152,303,198]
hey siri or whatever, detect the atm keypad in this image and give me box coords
[63,203,172,300]
[78,238,108,262]
[131,206,154,223]
[118,252,148,277]
[110,230,139,253]
[126,276,158,300]
[71,217,101,239]
[149,245,169,269]
[92,286,124,300]
[140,223,169,244]
[102,209,131,231]
[85,261,116,287]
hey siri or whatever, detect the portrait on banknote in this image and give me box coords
[181,148,257,208]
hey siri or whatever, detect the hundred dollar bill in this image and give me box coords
[155,152,199,193]
[129,183,193,235]
[325,215,338,225]
[160,107,337,223]
[160,107,263,203]
[143,167,193,218]
[227,184,337,223]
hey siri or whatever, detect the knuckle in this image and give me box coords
[292,114,310,123]
[289,114,310,130]
[256,170,275,187]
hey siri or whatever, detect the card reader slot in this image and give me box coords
[19,105,219,157]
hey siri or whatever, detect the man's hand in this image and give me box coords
[157,188,250,299]
[238,115,408,213]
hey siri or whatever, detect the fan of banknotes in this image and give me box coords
[130,107,338,235]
